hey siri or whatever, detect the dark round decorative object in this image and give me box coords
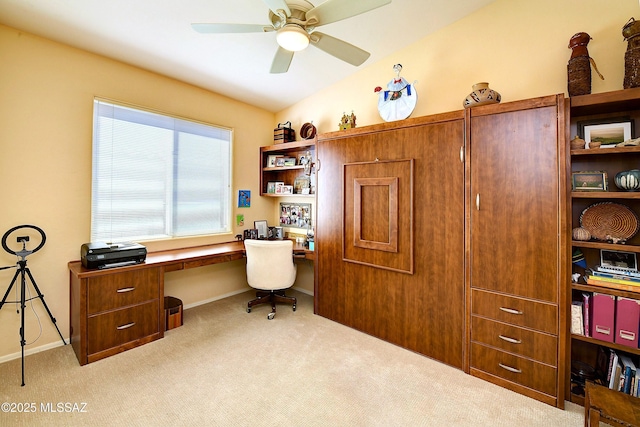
[623,18,640,89]
[300,122,317,140]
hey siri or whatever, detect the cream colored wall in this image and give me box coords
[276,0,638,133]
[0,24,278,360]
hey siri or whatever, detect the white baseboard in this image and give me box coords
[0,338,69,364]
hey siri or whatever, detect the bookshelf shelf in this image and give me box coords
[571,333,640,357]
[572,283,640,300]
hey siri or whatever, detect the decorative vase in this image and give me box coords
[615,169,640,191]
[623,18,640,89]
[463,82,501,108]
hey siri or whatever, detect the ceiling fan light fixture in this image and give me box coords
[276,24,309,52]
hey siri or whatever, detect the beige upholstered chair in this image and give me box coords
[245,239,297,320]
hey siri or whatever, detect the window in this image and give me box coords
[91,99,232,242]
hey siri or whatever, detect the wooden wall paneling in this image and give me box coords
[316,112,466,368]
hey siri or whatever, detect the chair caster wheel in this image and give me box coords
[292,304,296,312]
[247,307,251,313]
[267,312,275,320]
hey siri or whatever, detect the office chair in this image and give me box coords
[244,239,297,320]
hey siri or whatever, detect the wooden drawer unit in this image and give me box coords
[471,289,557,335]
[471,316,557,366]
[69,264,164,365]
[87,269,159,314]
[471,342,557,397]
[88,300,159,355]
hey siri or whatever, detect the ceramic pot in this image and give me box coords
[463,82,501,108]
[615,169,640,191]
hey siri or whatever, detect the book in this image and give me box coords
[582,292,591,337]
[586,277,640,293]
[606,348,616,384]
[571,302,584,335]
[609,350,619,389]
[588,275,640,286]
[619,354,637,395]
[593,271,640,283]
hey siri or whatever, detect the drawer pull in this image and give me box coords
[116,322,136,330]
[498,334,522,344]
[499,307,523,315]
[499,363,522,374]
[116,287,135,293]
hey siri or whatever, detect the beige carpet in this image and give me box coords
[0,290,584,426]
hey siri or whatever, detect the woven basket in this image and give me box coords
[568,56,591,96]
[624,46,640,89]
[580,202,640,242]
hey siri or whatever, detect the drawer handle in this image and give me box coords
[499,307,523,315]
[498,334,522,344]
[499,363,522,374]
[116,287,135,293]
[116,322,135,330]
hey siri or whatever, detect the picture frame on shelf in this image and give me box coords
[283,157,297,166]
[266,182,277,194]
[578,116,633,148]
[281,185,294,195]
[294,176,311,194]
[267,155,278,168]
[254,220,268,239]
[275,157,286,167]
[572,171,608,191]
[274,182,285,194]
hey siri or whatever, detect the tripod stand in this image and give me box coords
[0,225,66,386]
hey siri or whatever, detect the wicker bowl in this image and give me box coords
[580,202,640,242]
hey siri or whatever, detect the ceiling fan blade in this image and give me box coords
[191,23,272,34]
[305,0,391,26]
[310,32,370,66]
[262,0,291,17]
[270,47,294,73]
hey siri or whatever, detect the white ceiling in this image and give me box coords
[0,0,495,112]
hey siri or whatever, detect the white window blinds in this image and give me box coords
[91,99,232,242]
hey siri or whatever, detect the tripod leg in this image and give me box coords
[0,268,19,311]
[24,267,66,344]
[20,268,26,386]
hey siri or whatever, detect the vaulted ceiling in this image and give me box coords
[0,0,496,112]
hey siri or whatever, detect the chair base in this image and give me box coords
[247,290,296,319]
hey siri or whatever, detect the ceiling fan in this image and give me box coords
[192,0,392,73]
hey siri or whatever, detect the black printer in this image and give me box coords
[81,242,147,269]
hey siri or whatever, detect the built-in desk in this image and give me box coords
[69,240,312,365]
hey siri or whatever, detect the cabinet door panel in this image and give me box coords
[316,114,465,368]
[87,268,160,314]
[472,289,557,334]
[88,300,159,354]
[471,342,557,397]
[471,315,557,365]
[470,104,560,302]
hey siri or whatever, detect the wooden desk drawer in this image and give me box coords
[472,289,557,334]
[87,269,160,314]
[88,300,159,354]
[471,316,557,366]
[471,342,557,397]
[184,253,244,269]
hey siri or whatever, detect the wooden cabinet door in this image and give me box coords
[468,96,563,303]
[316,112,465,369]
